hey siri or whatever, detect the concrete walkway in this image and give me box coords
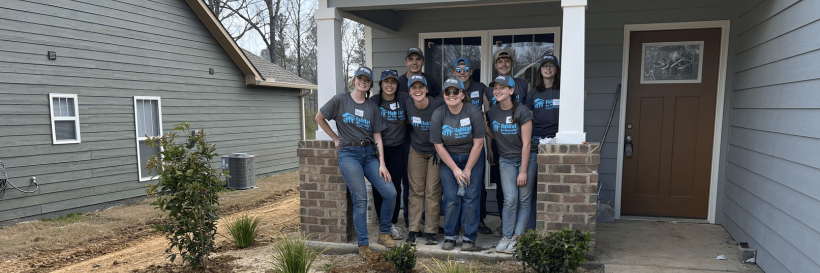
[595,220,765,273]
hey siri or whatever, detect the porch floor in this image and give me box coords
[595,220,765,273]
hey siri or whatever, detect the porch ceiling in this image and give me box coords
[333,0,560,32]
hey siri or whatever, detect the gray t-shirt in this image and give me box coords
[465,80,486,109]
[369,92,410,147]
[320,93,387,145]
[430,103,486,155]
[404,96,445,154]
[487,104,534,158]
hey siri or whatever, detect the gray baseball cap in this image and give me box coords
[405,47,425,59]
[354,66,373,81]
[407,75,427,87]
[442,77,464,90]
[491,75,515,88]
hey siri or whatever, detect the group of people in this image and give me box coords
[315,47,563,255]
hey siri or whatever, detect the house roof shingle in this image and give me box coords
[241,49,316,88]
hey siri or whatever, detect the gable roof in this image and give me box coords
[184,0,317,90]
[241,49,316,88]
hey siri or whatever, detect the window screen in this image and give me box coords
[49,94,81,144]
[134,97,162,180]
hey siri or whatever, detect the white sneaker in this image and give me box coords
[505,237,518,254]
[495,237,512,253]
[390,224,403,240]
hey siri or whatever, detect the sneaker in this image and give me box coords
[442,239,456,250]
[505,237,518,254]
[425,233,438,245]
[495,237,512,253]
[406,231,418,246]
[461,240,476,252]
[478,221,492,234]
[390,224,403,240]
[493,226,503,237]
[378,233,397,247]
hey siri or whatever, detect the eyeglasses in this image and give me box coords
[454,67,470,73]
[541,63,557,69]
[443,89,462,96]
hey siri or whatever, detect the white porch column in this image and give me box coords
[555,0,587,144]
[314,6,344,140]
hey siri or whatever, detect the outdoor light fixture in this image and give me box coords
[209,68,214,75]
[47,51,56,60]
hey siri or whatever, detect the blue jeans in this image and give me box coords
[338,145,397,246]
[441,151,485,242]
[499,153,537,238]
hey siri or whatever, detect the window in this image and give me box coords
[133,97,163,181]
[48,93,81,144]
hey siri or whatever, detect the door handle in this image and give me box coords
[625,136,633,157]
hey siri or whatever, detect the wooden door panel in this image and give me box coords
[622,28,721,218]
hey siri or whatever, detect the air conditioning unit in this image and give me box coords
[222,153,255,190]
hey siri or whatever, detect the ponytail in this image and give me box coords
[510,93,520,124]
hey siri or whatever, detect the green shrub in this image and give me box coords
[421,255,479,273]
[383,242,417,273]
[514,227,593,273]
[145,122,227,269]
[270,232,328,273]
[225,214,262,248]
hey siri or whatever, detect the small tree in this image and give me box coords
[146,122,227,269]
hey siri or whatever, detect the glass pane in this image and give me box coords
[52,98,61,117]
[493,34,555,86]
[66,98,75,117]
[138,140,161,179]
[136,99,160,137]
[425,36,482,88]
[54,120,76,140]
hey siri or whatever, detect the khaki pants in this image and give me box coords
[407,146,442,234]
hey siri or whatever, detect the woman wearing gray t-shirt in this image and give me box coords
[315,66,397,254]
[430,77,486,251]
[487,75,535,254]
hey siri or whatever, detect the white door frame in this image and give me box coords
[615,20,731,224]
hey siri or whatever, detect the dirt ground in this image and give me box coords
[1,171,600,273]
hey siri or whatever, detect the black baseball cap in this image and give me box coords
[405,47,425,59]
[539,55,560,68]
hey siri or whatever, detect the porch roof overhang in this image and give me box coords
[185,0,318,90]
[331,0,560,33]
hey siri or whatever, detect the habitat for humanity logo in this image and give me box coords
[380,107,404,122]
[533,98,557,109]
[412,119,430,130]
[492,121,518,135]
[342,113,371,131]
[443,125,472,139]
[442,125,454,136]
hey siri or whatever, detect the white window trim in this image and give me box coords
[133,96,163,182]
[418,27,562,86]
[48,93,81,144]
[418,27,561,190]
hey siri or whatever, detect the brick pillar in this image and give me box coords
[297,140,352,243]
[536,143,600,236]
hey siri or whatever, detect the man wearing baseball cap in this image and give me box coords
[483,48,532,237]
[398,47,441,98]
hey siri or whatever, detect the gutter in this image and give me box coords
[300,89,314,140]
[246,75,319,90]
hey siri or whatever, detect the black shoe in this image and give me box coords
[406,231,418,246]
[442,239,456,250]
[478,221,492,234]
[461,240,476,252]
[438,226,445,234]
[425,233,438,245]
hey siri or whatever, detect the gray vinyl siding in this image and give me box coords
[0,0,299,223]
[367,0,734,203]
[722,0,820,272]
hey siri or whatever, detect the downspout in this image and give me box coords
[300,89,314,140]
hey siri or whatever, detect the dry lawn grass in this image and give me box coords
[0,171,299,272]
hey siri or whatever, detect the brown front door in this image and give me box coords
[622,28,721,218]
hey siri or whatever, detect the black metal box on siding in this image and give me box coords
[222,153,255,190]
